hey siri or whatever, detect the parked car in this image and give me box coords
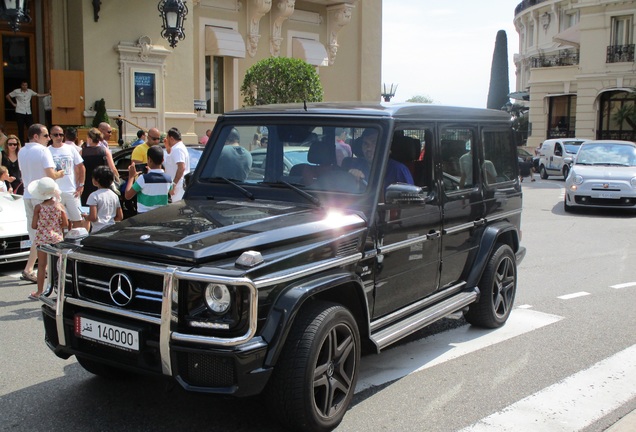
[0,192,30,263]
[249,146,309,179]
[38,104,525,431]
[564,140,636,212]
[538,138,588,179]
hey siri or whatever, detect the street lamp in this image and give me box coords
[0,0,31,32]
[381,83,398,102]
[158,0,188,48]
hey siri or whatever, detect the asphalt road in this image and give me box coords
[1,177,635,431]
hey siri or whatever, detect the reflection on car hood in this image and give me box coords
[81,199,366,263]
[0,193,28,237]
[571,165,636,181]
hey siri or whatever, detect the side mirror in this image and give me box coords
[385,183,426,204]
[563,156,573,165]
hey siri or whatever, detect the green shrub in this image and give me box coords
[241,57,323,106]
[92,98,110,127]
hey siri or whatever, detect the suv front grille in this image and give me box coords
[75,262,164,315]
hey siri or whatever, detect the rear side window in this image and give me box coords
[440,127,475,190]
[482,129,516,185]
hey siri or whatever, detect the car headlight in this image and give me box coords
[573,174,583,185]
[204,283,232,314]
[631,177,636,188]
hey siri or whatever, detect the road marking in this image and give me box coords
[516,304,533,309]
[460,344,636,432]
[558,292,590,300]
[610,282,636,289]
[356,309,562,392]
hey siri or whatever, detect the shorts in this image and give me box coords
[24,198,37,241]
[59,191,83,222]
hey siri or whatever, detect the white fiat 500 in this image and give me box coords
[564,140,636,212]
[0,192,30,263]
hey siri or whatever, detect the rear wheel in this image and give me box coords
[265,301,360,432]
[465,244,517,328]
[540,165,549,179]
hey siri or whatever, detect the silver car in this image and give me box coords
[564,140,636,212]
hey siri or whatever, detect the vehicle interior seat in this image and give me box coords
[289,138,338,185]
[390,132,420,177]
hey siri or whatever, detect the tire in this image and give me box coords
[564,197,573,213]
[539,165,549,179]
[76,356,130,379]
[464,244,517,328]
[265,301,360,432]
[562,165,570,180]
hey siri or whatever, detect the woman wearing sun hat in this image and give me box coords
[27,177,68,299]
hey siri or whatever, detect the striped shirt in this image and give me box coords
[132,169,173,213]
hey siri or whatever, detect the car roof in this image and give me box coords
[221,102,512,123]
[579,140,636,146]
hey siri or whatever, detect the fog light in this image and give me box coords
[204,284,231,314]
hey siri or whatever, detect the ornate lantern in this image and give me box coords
[0,0,31,32]
[158,0,188,48]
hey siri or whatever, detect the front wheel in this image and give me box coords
[464,243,517,328]
[265,301,360,432]
[540,165,549,179]
[563,165,570,179]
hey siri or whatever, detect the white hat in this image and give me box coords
[28,177,61,201]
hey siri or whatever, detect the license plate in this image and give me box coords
[593,193,616,199]
[75,316,139,351]
[20,239,32,249]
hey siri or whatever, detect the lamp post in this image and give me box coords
[158,0,188,48]
[0,0,31,32]
[381,83,398,102]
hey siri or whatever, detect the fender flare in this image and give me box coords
[260,271,367,367]
[465,221,520,289]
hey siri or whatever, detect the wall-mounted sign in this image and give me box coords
[133,71,156,110]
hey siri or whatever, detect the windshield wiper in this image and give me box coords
[205,177,255,200]
[265,181,321,207]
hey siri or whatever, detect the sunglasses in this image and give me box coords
[42,134,50,138]
[51,133,64,137]
[105,130,112,133]
[7,142,18,146]
[149,136,160,140]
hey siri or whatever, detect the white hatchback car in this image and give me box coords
[564,140,636,212]
[0,192,30,263]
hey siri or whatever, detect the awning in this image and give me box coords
[205,27,246,58]
[553,23,580,47]
[509,91,529,101]
[292,38,328,66]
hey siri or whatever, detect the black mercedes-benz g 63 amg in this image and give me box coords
[39,103,525,431]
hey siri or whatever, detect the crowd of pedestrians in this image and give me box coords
[0,100,190,298]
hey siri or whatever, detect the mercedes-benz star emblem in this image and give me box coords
[109,273,135,306]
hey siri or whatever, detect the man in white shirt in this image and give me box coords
[164,127,190,202]
[49,125,86,228]
[18,123,65,283]
[5,81,49,145]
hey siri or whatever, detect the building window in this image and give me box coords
[607,16,634,63]
[206,56,224,114]
[560,10,579,31]
[526,23,534,48]
[598,91,636,142]
[547,95,577,138]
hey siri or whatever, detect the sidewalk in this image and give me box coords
[605,408,636,431]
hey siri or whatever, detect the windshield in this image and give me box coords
[576,143,636,166]
[198,123,382,194]
[564,143,582,154]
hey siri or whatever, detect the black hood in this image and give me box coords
[81,199,366,264]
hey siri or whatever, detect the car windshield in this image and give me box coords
[198,123,381,194]
[575,143,636,166]
[564,143,583,154]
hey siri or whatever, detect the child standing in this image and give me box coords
[0,165,14,193]
[125,145,173,213]
[28,177,68,300]
[85,165,123,233]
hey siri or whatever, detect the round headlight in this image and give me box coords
[573,174,584,185]
[204,284,232,314]
[630,177,636,188]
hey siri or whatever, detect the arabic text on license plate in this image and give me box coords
[20,239,32,249]
[75,316,139,351]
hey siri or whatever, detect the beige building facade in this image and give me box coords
[513,0,636,148]
[1,0,382,144]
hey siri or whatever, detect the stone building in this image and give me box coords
[513,0,635,148]
[0,0,381,144]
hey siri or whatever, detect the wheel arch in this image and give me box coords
[260,272,369,367]
[465,222,520,290]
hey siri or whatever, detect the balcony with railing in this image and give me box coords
[606,45,635,63]
[515,0,549,17]
[531,50,579,68]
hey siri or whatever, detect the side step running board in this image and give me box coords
[370,289,479,351]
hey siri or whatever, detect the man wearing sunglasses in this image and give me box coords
[48,125,86,229]
[18,124,65,283]
[131,127,161,164]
